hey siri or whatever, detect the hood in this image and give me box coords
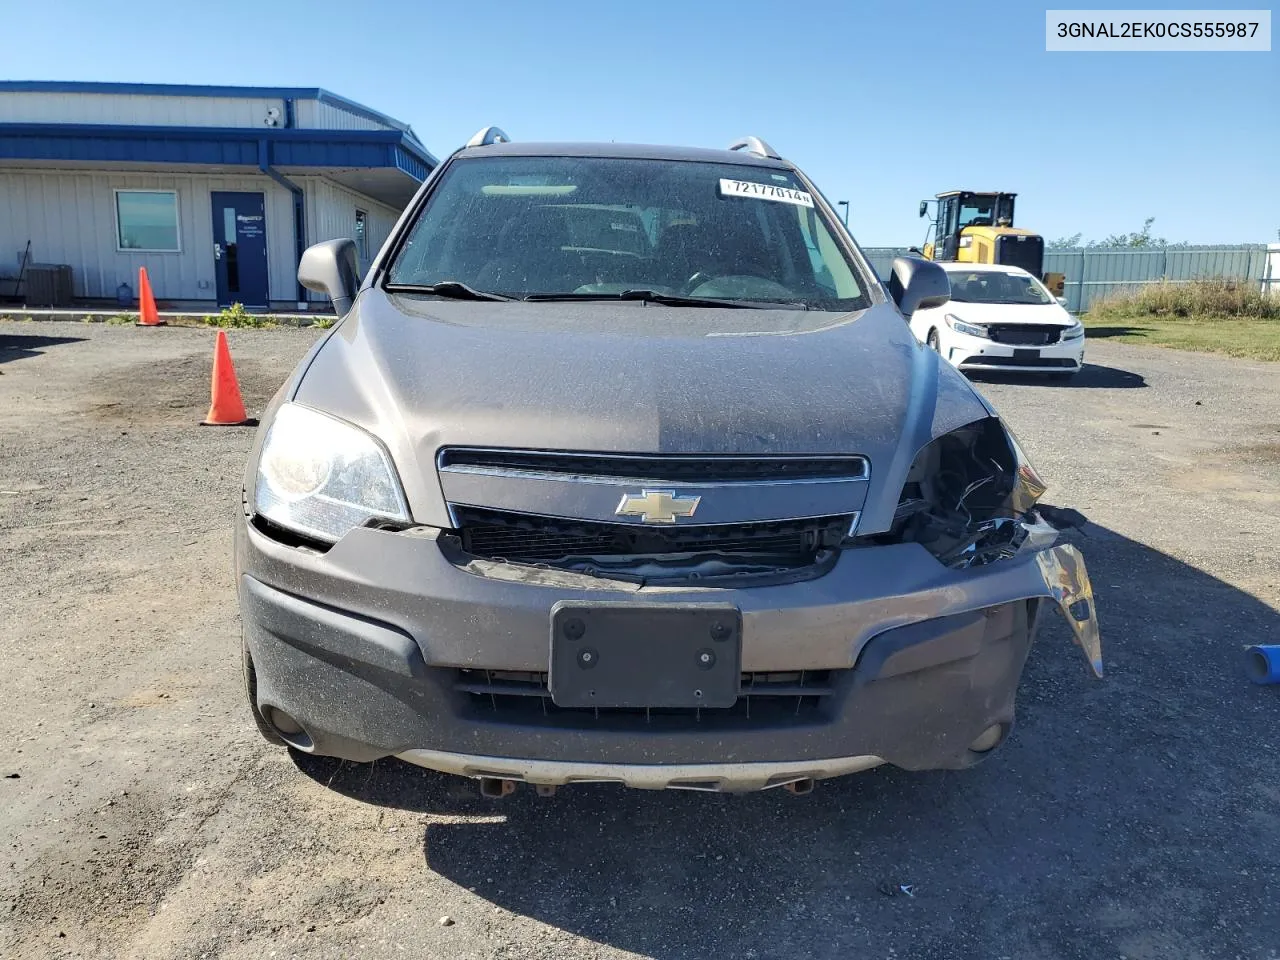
[291,290,993,531]
[943,301,1074,326]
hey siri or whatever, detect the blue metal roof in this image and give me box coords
[0,80,434,159]
[0,121,435,183]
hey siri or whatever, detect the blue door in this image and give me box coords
[211,192,269,307]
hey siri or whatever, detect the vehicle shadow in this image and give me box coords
[0,332,87,366]
[966,361,1146,389]
[292,526,1280,958]
[1086,325,1153,339]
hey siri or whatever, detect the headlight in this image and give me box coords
[1062,320,1084,340]
[254,403,409,543]
[944,313,988,339]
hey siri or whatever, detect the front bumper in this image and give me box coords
[236,518,1101,788]
[949,331,1085,373]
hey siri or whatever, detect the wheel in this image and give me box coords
[926,328,941,353]
[243,640,286,746]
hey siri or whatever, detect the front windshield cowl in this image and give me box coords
[384,155,870,312]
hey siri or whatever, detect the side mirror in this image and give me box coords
[889,256,950,319]
[298,239,360,316]
[918,201,929,218]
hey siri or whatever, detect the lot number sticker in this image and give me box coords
[719,178,814,208]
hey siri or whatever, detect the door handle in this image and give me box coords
[214,243,223,260]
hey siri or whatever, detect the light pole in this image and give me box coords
[836,201,849,227]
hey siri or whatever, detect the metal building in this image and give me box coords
[0,81,437,310]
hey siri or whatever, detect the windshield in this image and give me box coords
[386,156,867,310]
[956,193,1015,230]
[947,271,1053,305]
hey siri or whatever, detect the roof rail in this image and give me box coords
[465,126,511,148]
[727,136,780,160]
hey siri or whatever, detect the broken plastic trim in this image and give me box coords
[1036,543,1104,678]
[869,417,1103,676]
[250,513,414,554]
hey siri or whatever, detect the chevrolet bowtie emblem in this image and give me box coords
[615,489,701,524]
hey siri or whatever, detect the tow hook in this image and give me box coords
[479,777,518,798]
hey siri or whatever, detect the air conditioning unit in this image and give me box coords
[25,264,74,307]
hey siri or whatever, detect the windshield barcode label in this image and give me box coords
[719,179,814,208]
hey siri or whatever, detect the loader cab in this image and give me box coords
[921,189,1048,283]
[932,191,1016,260]
[942,193,1008,253]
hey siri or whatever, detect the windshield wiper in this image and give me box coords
[525,290,795,309]
[384,281,513,302]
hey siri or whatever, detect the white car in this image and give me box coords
[909,263,1085,379]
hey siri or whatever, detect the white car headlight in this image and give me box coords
[1062,320,1084,341]
[944,313,988,339]
[254,403,409,543]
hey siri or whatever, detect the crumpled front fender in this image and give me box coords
[1035,543,1103,678]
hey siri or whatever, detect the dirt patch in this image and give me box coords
[86,353,277,427]
[1238,441,1280,464]
[6,790,191,953]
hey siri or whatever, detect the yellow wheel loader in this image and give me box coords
[918,191,1065,297]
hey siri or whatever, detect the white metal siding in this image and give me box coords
[1,91,403,132]
[0,168,297,301]
[294,100,393,132]
[300,177,401,296]
[0,92,285,128]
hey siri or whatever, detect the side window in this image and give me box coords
[812,217,860,298]
[792,206,860,298]
[794,207,831,291]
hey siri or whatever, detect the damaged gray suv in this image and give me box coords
[236,129,1102,794]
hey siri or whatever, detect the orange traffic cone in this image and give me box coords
[136,267,165,326]
[201,330,255,426]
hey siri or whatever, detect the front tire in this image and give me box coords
[243,640,286,746]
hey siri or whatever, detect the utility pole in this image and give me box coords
[837,201,849,227]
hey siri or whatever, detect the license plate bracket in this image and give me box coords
[549,602,741,709]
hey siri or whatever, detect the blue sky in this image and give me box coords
[5,0,1276,245]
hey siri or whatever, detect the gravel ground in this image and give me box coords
[2,320,1278,960]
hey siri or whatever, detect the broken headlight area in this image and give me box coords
[861,418,1060,569]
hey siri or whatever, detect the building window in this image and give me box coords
[115,190,180,252]
[355,209,369,261]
